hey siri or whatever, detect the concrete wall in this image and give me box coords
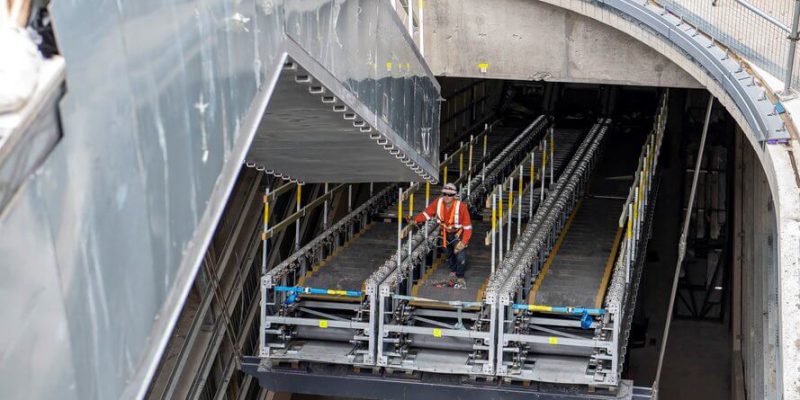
[424,0,701,88]
[734,128,782,400]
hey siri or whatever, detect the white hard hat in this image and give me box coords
[442,183,458,195]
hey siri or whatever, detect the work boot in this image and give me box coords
[454,277,466,289]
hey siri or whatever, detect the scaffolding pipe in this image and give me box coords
[498,184,504,261]
[540,141,547,202]
[517,164,522,236]
[786,0,800,94]
[323,182,329,229]
[295,183,301,251]
[397,188,403,269]
[418,0,424,56]
[529,150,535,217]
[653,95,713,398]
[491,193,497,274]
[262,185,270,274]
[549,128,554,186]
[507,179,513,251]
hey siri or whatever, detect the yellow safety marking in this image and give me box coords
[433,328,442,338]
[425,181,430,203]
[319,320,329,328]
[409,193,414,216]
[443,165,448,185]
[297,223,374,293]
[418,0,424,9]
[475,277,491,303]
[399,195,403,223]
[296,183,302,205]
[548,337,558,345]
[459,152,464,177]
[508,180,513,211]
[483,135,488,156]
[528,198,584,304]
[477,63,489,73]
[528,304,553,312]
[410,255,445,297]
[499,185,504,222]
[626,211,633,239]
[264,198,270,226]
[386,62,393,71]
[327,290,349,296]
[594,227,624,308]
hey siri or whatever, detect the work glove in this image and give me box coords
[454,241,467,254]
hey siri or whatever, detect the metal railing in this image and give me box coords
[656,0,800,93]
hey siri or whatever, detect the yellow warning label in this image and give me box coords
[433,328,442,338]
[386,62,393,71]
[478,63,489,73]
[548,337,558,345]
[319,320,328,328]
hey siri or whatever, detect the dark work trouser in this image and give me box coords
[444,236,468,278]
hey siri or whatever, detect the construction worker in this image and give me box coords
[412,183,472,287]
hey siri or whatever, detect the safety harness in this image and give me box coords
[436,197,463,247]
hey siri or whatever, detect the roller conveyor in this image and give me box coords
[412,127,586,306]
[256,97,667,396]
[301,223,398,293]
[530,196,624,309]
[260,116,541,368]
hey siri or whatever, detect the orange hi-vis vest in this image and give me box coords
[414,197,473,246]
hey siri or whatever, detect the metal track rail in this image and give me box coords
[494,95,668,390]
[259,117,526,367]
[375,119,600,377]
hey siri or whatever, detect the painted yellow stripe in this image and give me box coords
[410,255,445,297]
[297,222,374,289]
[594,227,624,308]
[528,304,553,312]
[528,198,584,304]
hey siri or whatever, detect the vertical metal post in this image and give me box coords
[459,145,464,178]
[348,184,353,212]
[468,136,474,195]
[262,185,270,274]
[295,183,301,251]
[491,193,497,273]
[418,0,425,56]
[370,182,374,197]
[517,165,523,236]
[507,180,513,249]
[784,0,800,93]
[653,95,714,398]
[550,128,555,186]
[443,157,448,185]
[407,190,414,295]
[498,184,504,261]
[483,128,488,159]
[540,140,547,202]
[529,150,535,215]
[626,203,633,284]
[323,182,329,229]
[407,0,413,37]
[397,188,403,268]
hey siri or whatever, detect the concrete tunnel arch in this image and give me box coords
[512,0,788,398]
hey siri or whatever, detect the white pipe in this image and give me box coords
[491,193,496,274]
[550,128,554,186]
[418,0,425,57]
[323,182,329,229]
[517,165,522,237]
[407,0,413,37]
